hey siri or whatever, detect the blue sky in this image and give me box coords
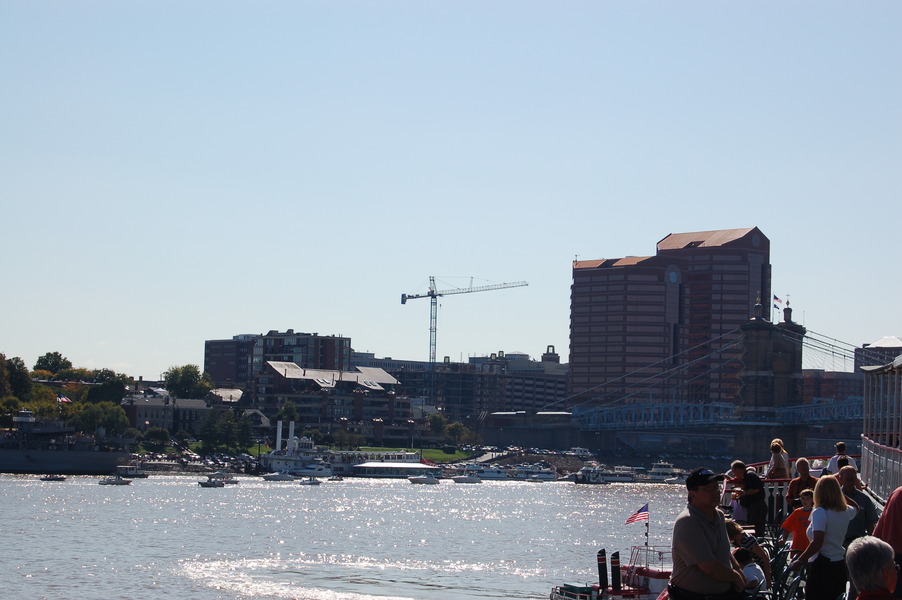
[2,1,900,379]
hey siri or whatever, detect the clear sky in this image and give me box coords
[2,1,900,380]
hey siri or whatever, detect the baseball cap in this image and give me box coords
[686,467,726,490]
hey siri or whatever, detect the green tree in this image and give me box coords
[199,410,221,451]
[445,422,469,444]
[429,413,448,435]
[143,426,171,447]
[6,356,32,399]
[163,365,213,399]
[34,351,72,374]
[216,412,238,450]
[275,401,298,423]
[68,401,129,436]
[54,367,93,382]
[237,416,254,451]
[24,384,58,418]
[0,395,21,428]
[0,354,10,398]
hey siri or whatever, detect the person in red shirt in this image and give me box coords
[874,485,902,598]
[780,489,814,555]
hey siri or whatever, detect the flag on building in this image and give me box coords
[773,295,783,304]
[625,503,649,524]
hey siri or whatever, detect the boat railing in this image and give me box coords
[719,455,849,527]
[861,435,902,504]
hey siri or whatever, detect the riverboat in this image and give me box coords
[259,421,425,477]
[644,462,685,484]
[0,409,130,475]
[551,547,671,600]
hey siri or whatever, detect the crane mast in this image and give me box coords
[401,276,529,397]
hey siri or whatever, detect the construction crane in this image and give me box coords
[401,276,529,374]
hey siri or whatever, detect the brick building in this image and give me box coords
[569,227,771,407]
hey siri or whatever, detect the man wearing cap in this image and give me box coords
[669,468,746,600]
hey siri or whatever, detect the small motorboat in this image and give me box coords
[298,477,321,486]
[208,471,239,484]
[450,473,482,484]
[408,473,440,484]
[40,474,67,482]
[327,475,344,481]
[198,477,226,488]
[98,475,131,486]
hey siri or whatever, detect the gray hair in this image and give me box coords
[846,536,896,592]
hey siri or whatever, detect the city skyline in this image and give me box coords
[2,3,900,380]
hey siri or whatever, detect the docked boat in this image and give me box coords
[645,461,685,483]
[408,473,440,484]
[0,409,131,475]
[98,475,131,485]
[507,463,557,481]
[551,546,671,600]
[447,463,511,480]
[260,421,427,478]
[574,465,609,485]
[39,474,67,482]
[116,464,149,479]
[450,473,482,484]
[298,477,321,486]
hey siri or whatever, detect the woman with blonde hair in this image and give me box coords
[789,475,859,599]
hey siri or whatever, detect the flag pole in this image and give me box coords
[644,513,649,546]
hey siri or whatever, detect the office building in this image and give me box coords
[569,227,771,407]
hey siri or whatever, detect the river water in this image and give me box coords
[2,475,688,600]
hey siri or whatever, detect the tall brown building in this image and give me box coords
[569,227,771,407]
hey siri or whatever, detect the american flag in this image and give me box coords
[625,503,649,524]
[56,395,72,403]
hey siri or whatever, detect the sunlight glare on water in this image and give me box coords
[1,475,687,600]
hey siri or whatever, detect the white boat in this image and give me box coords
[261,421,427,477]
[98,475,131,485]
[574,465,610,485]
[507,463,557,481]
[208,471,239,484]
[116,464,149,478]
[298,477,321,486]
[450,473,482,484]
[261,471,299,481]
[580,465,640,484]
[408,473,440,484]
[645,461,685,483]
[327,475,344,481]
[551,546,671,600]
[449,463,511,480]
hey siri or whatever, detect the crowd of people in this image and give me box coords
[667,439,898,600]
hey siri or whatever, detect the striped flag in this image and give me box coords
[56,395,72,403]
[625,503,649,524]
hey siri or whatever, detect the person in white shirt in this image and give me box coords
[825,441,858,474]
[789,475,859,600]
[734,548,766,590]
